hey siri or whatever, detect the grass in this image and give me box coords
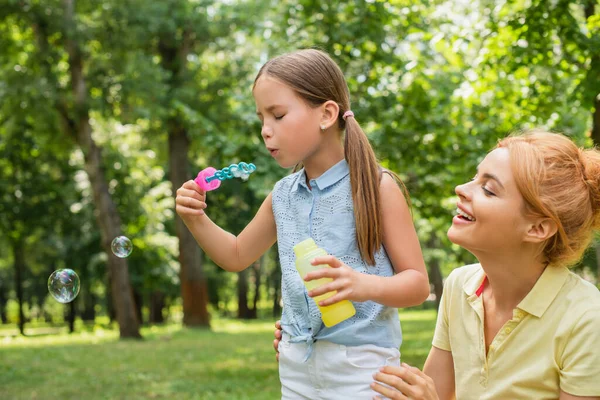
[0,309,436,400]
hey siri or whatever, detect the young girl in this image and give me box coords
[368,130,600,399]
[175,49,430,398]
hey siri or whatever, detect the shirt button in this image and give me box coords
[504,327,511,334]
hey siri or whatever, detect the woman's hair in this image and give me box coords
[254,49,406,265]
[497,130,600,267]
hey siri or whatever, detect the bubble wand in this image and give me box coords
[194,162,257,191]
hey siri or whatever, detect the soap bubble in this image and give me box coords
[48,269,80,303]
[111,236,133,258]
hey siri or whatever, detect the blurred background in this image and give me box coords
[0,0,598,399]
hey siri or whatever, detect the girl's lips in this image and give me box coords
[269,149,279,157]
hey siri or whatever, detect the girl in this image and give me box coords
[369,130,600,399]
[175,49,430,399]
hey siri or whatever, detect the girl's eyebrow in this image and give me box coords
[256,104,284,115]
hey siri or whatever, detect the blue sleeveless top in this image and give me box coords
[272,159,402,351]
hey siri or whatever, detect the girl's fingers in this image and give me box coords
[175,205,204,216]
[311,255,343,268]
[183,179,206,194]
[307,280,344,298]
[177,188,205,202]
[304,267,340,282]
[316,290,349,307]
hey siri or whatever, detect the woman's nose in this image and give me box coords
[455,182,471,200]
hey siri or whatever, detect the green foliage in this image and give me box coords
[0,0,598,328]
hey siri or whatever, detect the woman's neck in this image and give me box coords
[476,251,547,313]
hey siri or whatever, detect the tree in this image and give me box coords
[1,0,140,337]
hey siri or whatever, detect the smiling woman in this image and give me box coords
[369,130,600,400]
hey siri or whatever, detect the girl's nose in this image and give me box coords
[261,124,273,139]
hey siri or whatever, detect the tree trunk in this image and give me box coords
[160,29,210,328]
[168,125,211,327]
[272,244,282,318]
[149,290,165,324]
[249,257,263,319]
[0,280,7,324]
[237,269,251,319]
[133,288,143,325]
[80,285,96,322]
[12,239,26,336]
[67,300,76,334]
[427,237,444,312]
[63,0,140,339]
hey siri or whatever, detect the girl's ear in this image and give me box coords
[320,100,340,130]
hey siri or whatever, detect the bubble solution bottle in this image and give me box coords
[293,238,356,327]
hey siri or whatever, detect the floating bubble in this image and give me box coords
[111,236,133,258]
[48,269,80,303]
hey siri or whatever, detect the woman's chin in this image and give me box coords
[447,227,468,248]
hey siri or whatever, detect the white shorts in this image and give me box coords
[278,334,401,400]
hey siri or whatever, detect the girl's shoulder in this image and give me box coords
[273,169,305,192]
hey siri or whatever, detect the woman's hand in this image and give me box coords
[303,255,371,306]
[176,180,207,217]
[273,320,282,362]
[371,363,439,400]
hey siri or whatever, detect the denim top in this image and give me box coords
[272,159,402,354]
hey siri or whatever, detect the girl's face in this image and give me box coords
[447,148,532,255]
[253,76,324,168]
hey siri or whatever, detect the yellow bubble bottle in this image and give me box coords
[293,238,356,327]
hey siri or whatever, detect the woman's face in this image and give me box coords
[447,148,532,255]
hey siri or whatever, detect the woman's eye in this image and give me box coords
[482,186,495,196]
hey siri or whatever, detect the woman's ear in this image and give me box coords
[524,218,558,244]
[319,100,340,130]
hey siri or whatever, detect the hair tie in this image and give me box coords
[343,110,354,120]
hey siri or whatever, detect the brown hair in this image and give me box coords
[497,130,600,267]
[254,49,406,265]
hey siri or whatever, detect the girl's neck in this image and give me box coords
[303,141,345,181]
[475,251,547,313]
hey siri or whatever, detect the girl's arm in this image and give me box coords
[305,173,430,308]
[176,180,277,272]
[365,172,430,306]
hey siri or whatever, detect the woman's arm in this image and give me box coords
[176,180,277,272]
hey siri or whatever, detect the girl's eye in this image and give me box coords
[274,115,284,120]
[482,186,495,196]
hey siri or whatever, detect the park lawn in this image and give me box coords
[0,309,436,400]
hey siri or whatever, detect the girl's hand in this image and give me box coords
[176,180,207,217]
[371,363,439,400]
[304,255,370,306]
